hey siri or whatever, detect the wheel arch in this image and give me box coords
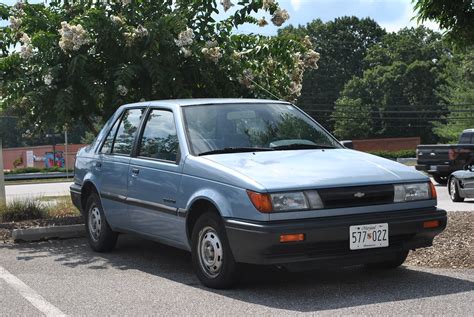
[185,197,225,245]
[81,180,100,213]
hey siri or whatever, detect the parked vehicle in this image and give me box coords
[71,99,447,289]
[416,129,474,184]
[448,162,474,202]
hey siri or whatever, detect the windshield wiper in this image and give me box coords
[271,143,336,150]
[198,147,274,156]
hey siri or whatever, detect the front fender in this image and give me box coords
[185,188,233,218]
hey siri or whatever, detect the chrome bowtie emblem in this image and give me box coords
[354,192,365,198]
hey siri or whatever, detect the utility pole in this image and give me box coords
[64,126,69,179]
[0,139,6,206]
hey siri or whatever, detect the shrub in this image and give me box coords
[5,167,73,174]
[0,199,47,222]
[368,150,416,159]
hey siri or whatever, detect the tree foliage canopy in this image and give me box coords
[0,0,319,137]
[412,0,474,47]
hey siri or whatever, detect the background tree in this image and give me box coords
[0,0,319,140]
[433,51,474,142]
[279,16,385,130]
[333,27,451,142]
[412,0,474,47]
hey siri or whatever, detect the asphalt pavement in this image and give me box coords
[1,236,473,316]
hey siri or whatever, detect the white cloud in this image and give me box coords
[380,1,440,32]
[290,0,302,11]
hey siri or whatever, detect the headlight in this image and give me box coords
[271,192,308,211]
[248,190,324,213]
[394,183,432,202]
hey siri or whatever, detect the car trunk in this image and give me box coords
[416,145,452,165]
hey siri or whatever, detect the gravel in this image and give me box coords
[1,212,471,269]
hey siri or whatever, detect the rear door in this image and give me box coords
[97,107,146,229]
[127,108,185,246]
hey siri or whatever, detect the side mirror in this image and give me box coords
[464,164,474,172]
[340,140,353,149]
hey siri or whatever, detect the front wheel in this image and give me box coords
[191,212,240,289]
[365,251,409,269]
[449,177,465,202]
[85,193,118,252]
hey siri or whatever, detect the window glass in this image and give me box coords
[100,118,121,154]
[183,103,342,155]
[139,110,179,161]
[459,133,471,144]
[112,108,144,155]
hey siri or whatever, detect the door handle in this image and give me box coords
[131,168,140,176]
[95,161,102,168]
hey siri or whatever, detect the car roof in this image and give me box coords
[121,98,291,109]
[462,128,474,133]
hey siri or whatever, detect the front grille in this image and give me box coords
[318,184,394,209]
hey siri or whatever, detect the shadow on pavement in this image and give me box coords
[6,235,474,313]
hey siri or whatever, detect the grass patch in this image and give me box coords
[5,178,72,185]
[0,196,80,222]
[5,167,74,175]
[0,200,47,222]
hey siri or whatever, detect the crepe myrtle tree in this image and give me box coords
[0,0,320,135]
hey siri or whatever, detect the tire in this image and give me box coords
[433,175,448,185]
[85,192,118,252]
[365,250,409,269]
[191,212,240,289]
[449,177,465,202]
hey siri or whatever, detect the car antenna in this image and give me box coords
[242,73,285,102]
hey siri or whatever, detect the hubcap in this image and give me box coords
[198,226,223,278]
[450,180,456,200]
[88,205,102,242]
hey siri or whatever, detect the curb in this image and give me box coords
[12,224,85,242]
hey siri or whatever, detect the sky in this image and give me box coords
[0,0,440,33]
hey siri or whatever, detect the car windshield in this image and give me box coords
[182,103,342,156]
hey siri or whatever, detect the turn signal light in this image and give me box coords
[247,190,273,213]
[280,233,305,243]
[423,220,440,229]
[429,182,437,199]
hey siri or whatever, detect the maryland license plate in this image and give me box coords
[350,223,389,250]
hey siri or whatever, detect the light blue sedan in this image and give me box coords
[70,99,446,288]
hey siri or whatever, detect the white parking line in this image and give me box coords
[0,265,66,317]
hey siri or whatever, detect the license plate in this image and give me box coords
[430,165,437,171]
[350,223,389,250]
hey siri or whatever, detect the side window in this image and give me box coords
[112,108,144,155]
[100,118,121,154]
[139,110,179,162]
[459,133,471,144]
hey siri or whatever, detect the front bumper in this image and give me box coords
[225,208,447,267]
[70,184,82,214]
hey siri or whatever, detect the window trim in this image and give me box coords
[134,107,181,165]
[99,106,147,157]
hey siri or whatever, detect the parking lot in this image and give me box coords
[2,179,473,316]
[1,235,473,316]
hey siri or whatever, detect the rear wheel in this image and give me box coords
[365,251,409,269]
[85,193,118,252]
[191,212,240,289]
[433,175,448,185]
[449,177,465,202]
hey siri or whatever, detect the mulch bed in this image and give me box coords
[1,212,472,269]
[406,211,473,269]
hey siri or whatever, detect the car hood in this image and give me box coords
[202,149,428,191]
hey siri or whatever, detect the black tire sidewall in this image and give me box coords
[85,192,118,252]
[450,178,464,202]
[191,212,239,289]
